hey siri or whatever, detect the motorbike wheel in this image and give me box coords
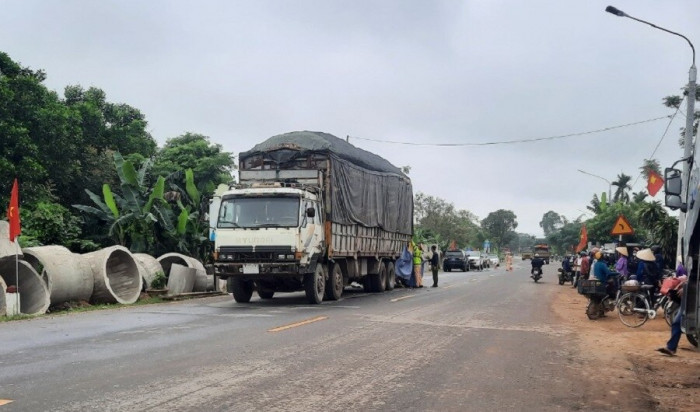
[558,277,564,285]
[617,293,649,328]
[688,332,699,348]
[664,301,680,327]
[586,300,601,320]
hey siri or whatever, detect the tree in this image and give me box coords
[481,209,518,249]
[663,87,699,148]
[539,211,564,236]
[546,220,584,255]
[612,173,632,204]
[632,191,648,203]
[636,201,677,266]
[640,159,661,180]
[152,133,235,196]
[413,193,482,251]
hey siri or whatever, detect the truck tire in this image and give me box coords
[324,263,343,301]
[385,262,396,291]
[369,263,387,293]
[231,279,254,303]
[304,264,326,304]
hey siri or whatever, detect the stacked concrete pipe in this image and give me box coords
[157,253,209,292]
[133,253,164,291]
[0,260,50,315]
[83,246,142,304]
[0,221,22,263]
[23,245,94,305]
[166,263,197,295]
[0,277,6,316]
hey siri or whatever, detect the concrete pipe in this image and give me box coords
[0,276,6,316]
[0,260,50,315]
[166,263,196,295]
[0,221,22,264]
[83,246,142,304]
[23,245,93,305]
[133,253,164,291]
[157,253,206,288]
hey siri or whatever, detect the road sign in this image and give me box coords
[611,215,634,235]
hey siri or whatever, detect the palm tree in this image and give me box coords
[612,173,632,203]
[587,194,601,214]
[632,191,648,203]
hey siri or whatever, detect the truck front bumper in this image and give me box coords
[214,262,305,279]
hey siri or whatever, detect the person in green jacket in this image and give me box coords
[411,240,424,288]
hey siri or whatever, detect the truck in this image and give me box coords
[209,131,414,304]
[533,244,551,264]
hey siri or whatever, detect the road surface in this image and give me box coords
[0,261,641,411]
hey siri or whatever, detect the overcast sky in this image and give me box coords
[2,0,697,237]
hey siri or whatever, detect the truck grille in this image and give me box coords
[219,246,294,263]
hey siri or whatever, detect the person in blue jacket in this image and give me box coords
[593,251,617,299]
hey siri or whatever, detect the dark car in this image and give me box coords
[443,250,469,272]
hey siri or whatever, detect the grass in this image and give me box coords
[0,296,167,322]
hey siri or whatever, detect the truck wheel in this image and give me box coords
[369,264,387,293]
[324,263,343,301]
[304,264,326,304]
[231,279,254,303]
[385,262,396,291]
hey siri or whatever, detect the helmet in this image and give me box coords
[534,253,540,257]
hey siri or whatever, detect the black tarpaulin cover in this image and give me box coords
[240,131,413,235]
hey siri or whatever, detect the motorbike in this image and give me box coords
[578,274,620,320]
[531,267,542,283]
[557,268,574,285]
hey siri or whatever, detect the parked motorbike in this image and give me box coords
[557,268,574,286]
[531,267,542,283]
[578,275,620,320]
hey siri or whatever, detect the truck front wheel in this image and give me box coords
[304,264,326,304]
[232,279,254,303]
[324,263,343,301]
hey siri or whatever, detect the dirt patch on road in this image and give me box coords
[551,284,700,411]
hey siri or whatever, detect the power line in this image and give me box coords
[349,115,671,147]
[631,97,685,189]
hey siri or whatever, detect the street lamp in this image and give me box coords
[577,169,612,201]
[605,5,696,256]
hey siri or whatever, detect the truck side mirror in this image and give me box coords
[664,168,687,212]
[306,207,315,218]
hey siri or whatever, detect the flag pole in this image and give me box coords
[14,236,19,312]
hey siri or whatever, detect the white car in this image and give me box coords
[488,255,500,267]
[465,250,485,271]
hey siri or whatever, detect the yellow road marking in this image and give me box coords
[268,316,328,332]
[390,295,415,302]
[0,400,13,406]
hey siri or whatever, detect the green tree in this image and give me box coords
[413,193,482,251]
[612,173,632,204]
[539,211,564,236]
[481,209,518,250]
[152,133,235,196]
[635,201,677,266]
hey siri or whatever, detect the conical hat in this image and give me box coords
[615,247,628,257]
[637,248,655,262]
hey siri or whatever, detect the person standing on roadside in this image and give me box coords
[615,246,629,280]
[580,251,591,281]
[506,252,513,271]
[412,240,424,288]
[430,245,439,287]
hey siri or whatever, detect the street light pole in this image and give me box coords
[577,169,612,201]
[605,5,696,259]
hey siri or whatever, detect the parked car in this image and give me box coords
[465,250,485,271]
[443,250,469,272]
[488,255,500,267]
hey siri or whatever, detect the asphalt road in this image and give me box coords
[0,261,604,411]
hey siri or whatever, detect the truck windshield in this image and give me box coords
[218,196,300,228]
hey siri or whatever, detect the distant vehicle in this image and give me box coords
[521,251,533,260]
[465,250,485,271]
[443,250,468,272]
[533,244,551,264]
[488,255,500,267]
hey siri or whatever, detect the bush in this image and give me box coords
[150,270,167,289]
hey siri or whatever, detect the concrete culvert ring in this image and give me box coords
[157,253,207,291]
[84,246,142,304]
[0,260,50,315]
[23,245,94,305]
[0,277,6,316]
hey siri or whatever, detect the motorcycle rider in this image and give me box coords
[531,253,545,278]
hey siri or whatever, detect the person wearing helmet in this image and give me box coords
[531,253,544,277]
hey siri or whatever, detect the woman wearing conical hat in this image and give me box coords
[615,247,629,279]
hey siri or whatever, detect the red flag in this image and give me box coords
[647,169,664,197]
[575,224,588,253]
[7,179,20,241]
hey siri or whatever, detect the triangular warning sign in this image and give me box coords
[611,215,634,235]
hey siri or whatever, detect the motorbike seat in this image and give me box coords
[641,284,655,290]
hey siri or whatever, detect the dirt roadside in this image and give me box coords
[551,280,700,411]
